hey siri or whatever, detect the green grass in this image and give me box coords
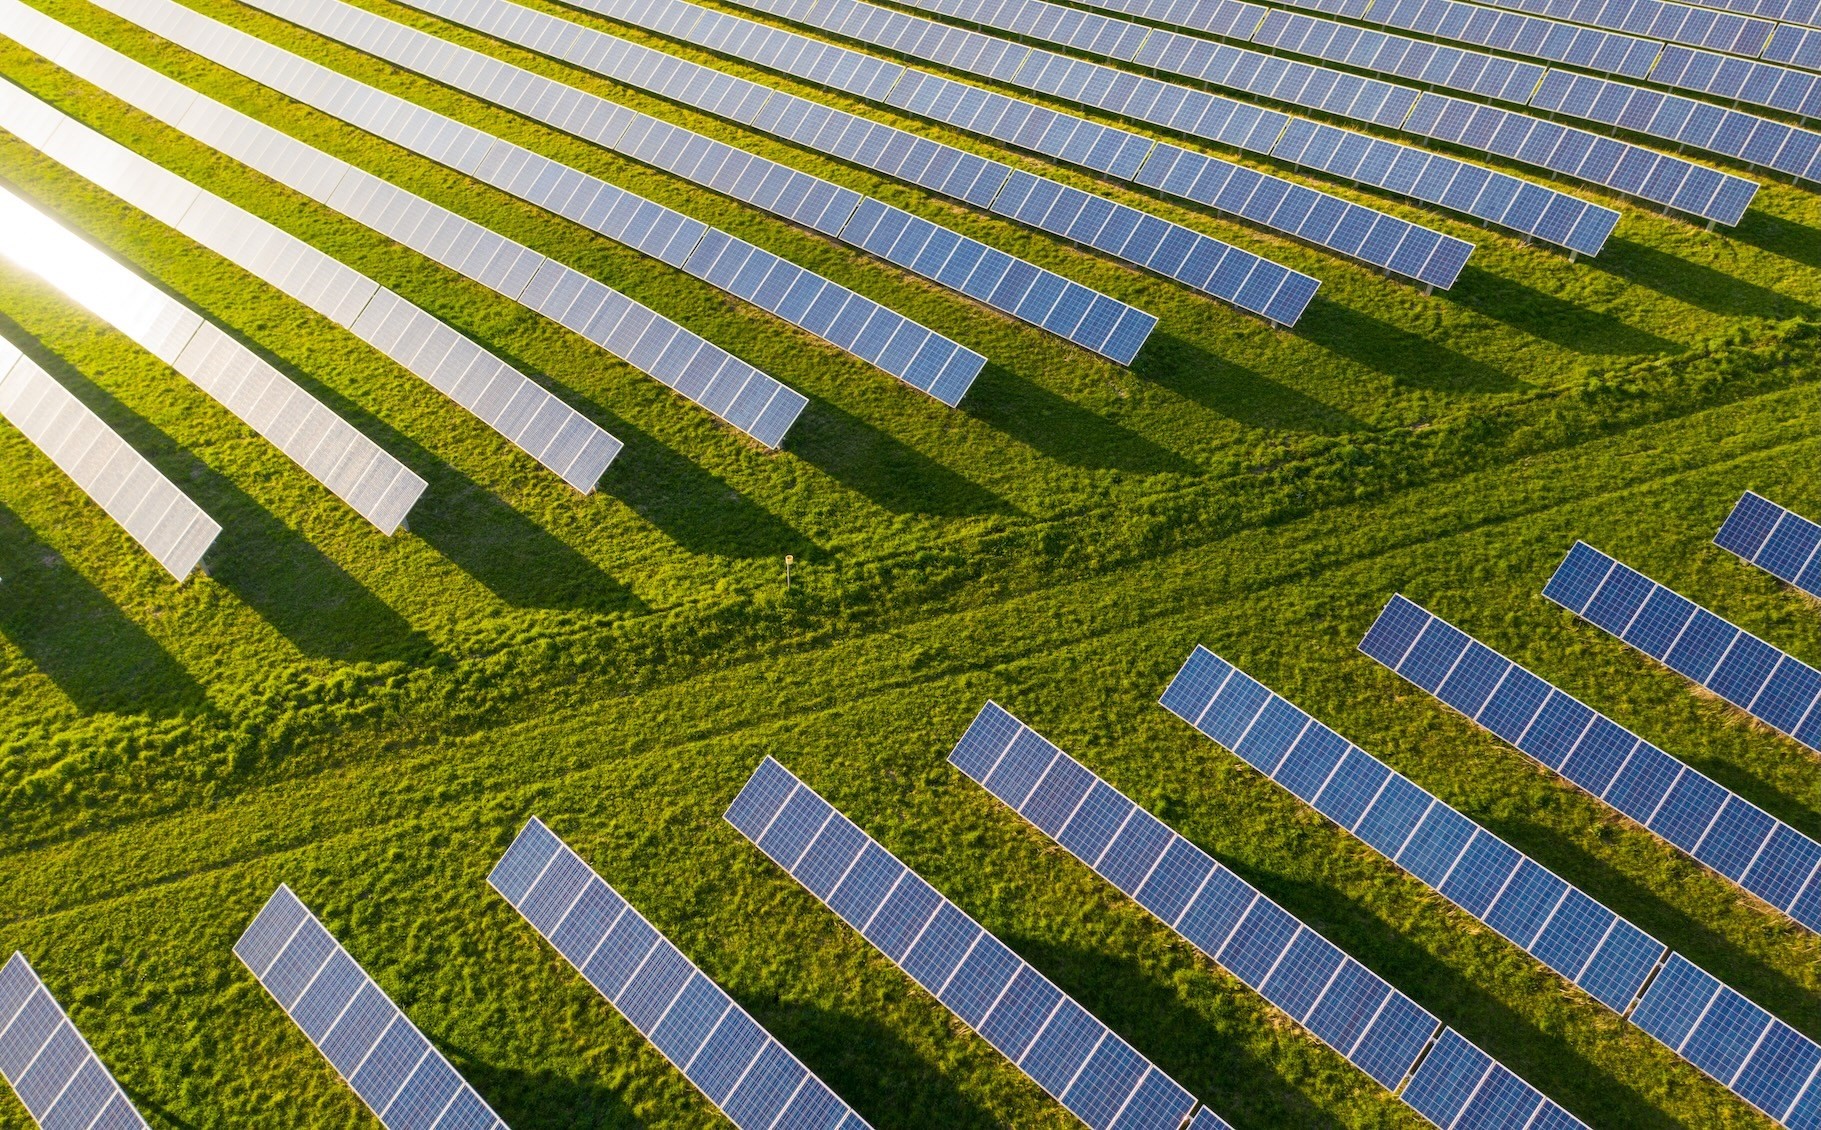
[0,0,1817,1122]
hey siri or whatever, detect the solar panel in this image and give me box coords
[1160,646,1821,1130]
[488,818,875,1130]
[534,0,1476,286]
[1543,541,1821,756]
[234,887,508,1130]
[165,0,986,408]
[0,182,426,533]
[5,0,807,449]
[0,75,622,492]
[383,0,1324,326]
[0,334,220,581]
[949,701,1590,1130]
[1362,595,1821,935]
[0,952,150,1130]
[725,757,1204,1130]
[1716,491,1821,601]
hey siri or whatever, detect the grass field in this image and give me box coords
[0,0,1818,1120]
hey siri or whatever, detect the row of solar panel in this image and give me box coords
[488,819,875,1130]
[1716,491,1821,600]
[1161,647,1821,1129]
[235,887,509,1130]
[0,333,220,581]
[0,954,148,1130]
[721,0,1638,243]
[549,0,1485,281]
[726,756,1208,1130]
[0,74,626,492]
[809,0,1763,223]
[28,0,811,448]
[1545,540,1821,754]
[0,180,430,534]
[157,0,988,405]
[1459,0,1821,66]
[946,701,1591,1130]
[1363,594,1821,932]
[391,0,1322,324]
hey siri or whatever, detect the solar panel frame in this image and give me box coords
[1362,594,1821,935]
[725,756,1202,1130]
[1544,541,1821,755]
[948,700,1592,1130]
[233,886,508,1130]
[1716,491,1821,601]
[0,953,151,1130]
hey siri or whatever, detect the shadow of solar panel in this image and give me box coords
[0,180,426,532]
[726,757,1201,1130]
[234,887,508,1130]
[1544,542,1821,755]
[487,819,874,1130]
[1363,594,1821,935]
[22,0,808,449]
[0,953,151,1129]
[1717,491,1821,601]
[0,336,220,580]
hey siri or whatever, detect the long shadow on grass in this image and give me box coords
[1444,266,1681,356]
[964,362,1197,475]
[1296,302,1525,395]
[448,1042,639,1129]
[787,396,1013,518]
[1586,237,1818,321]
[1136,331,1369,435]
[746,1000,1000,1130]
[1728,206,1821,273]
[1225,863,1680,1130]
[0,318,437,661]
[0,497,204,716]
[119,1080,199,1129]
[1483,813,1821,1042]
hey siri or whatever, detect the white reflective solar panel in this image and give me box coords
[1,0,806,448]
[234,887,509,1130]
[0,334,219,580]
[0,182,425,533]
[0,952,151,1130]
[0,76,621,491]
[489,819,875,1130]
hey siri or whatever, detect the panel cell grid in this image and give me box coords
[0,953,150,1130]
[726,757,1199,1130]
[234,887,508,1130]
[1716,491,1821,601]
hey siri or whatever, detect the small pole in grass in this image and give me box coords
[785,554,794,591]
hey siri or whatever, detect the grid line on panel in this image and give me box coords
[1716,492,1821,601]
[725,757,1200,1130]
[1544,542,1821,757]
[0,953,151,1129]
[233,887,507,1130]
[1162,646,1821,1130]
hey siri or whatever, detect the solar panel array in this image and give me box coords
[1544,541,1821,755]
[725,756,1205,1130]
[0,332,219,581]
[171,0,985,407]
[0,953,149,1130]
[234,886,508,1130]
[1716,491,1821,601]
[948,700,1592,1130]
[0,181,427,533]
[540,0,1481,283]
[1362,594,1821,934]
[232,0,1164,366]
[0,76,622,492]
[488,818,875,1130]
[386,0,1322,327]
[14,0,806,449]
[1162,645,1821,1129]
[730,0,1759,227]
[1465,0,1821,57]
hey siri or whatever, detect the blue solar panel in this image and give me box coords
[488,819,873,1130]
[0,953,149,1130]
[947,702,1587,1127]
[726,757,1200,1130]
[1717,492,1821,601]
[1545,542,1821,755]
[234,887,507,1130]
